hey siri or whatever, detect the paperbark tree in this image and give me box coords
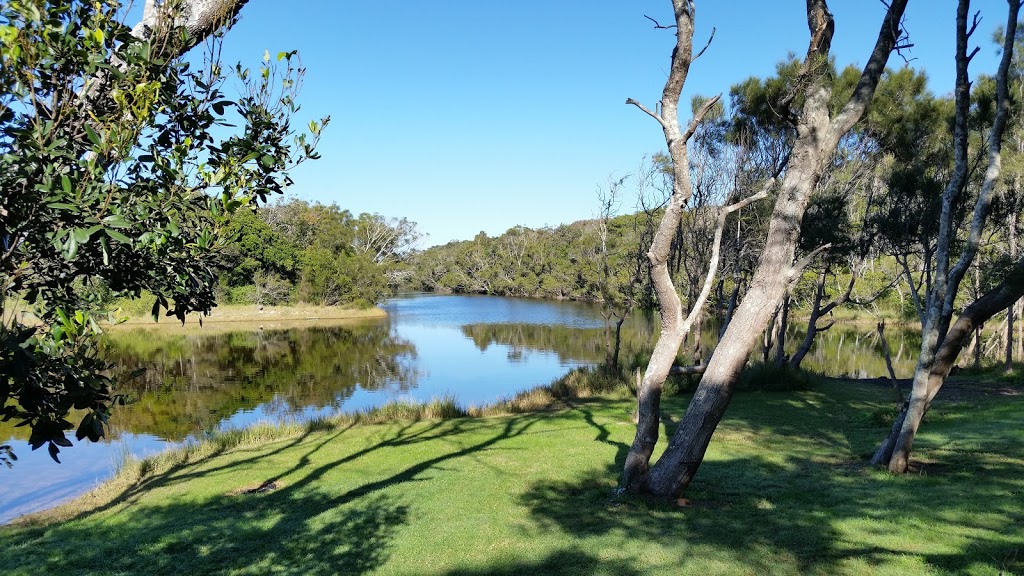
[622,0,909,497]
[873,0,1022,473]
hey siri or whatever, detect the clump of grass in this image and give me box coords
[472,367,630,416]
[351,395,468,424]
[737,362,824,392]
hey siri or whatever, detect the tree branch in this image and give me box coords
[830,0,910,138]
[625,98,667,129]
[643,15,677,29]
[693,27,716,61]
[681,94,722,143]
[787,244,832,289]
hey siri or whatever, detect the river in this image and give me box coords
[0,293,920,523]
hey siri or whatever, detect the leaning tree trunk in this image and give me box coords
[624,0,910,497]
[620,0,777,488]
[872,257,1024,466]
[878,0,1020,473]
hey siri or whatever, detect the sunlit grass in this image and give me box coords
[1,377,1021,575]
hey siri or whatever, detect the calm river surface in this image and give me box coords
[0,293,920,523]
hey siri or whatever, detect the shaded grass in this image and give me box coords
[1,378,1022,575]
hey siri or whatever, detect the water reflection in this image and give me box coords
[105,322,419,440]
[459,313,921,380]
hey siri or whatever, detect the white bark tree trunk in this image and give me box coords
[880,0,1021,474]
[623,0,910,496]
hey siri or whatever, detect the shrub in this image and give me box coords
[737,362,822,392]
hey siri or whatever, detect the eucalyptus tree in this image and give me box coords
[0,0,324,461]
[873,0,1023,473]
[621,0,910,497]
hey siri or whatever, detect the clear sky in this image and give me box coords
[191,1,1011,246]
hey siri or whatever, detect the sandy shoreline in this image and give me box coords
[103,304,387,333]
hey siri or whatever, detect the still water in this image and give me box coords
[0,294,919,523]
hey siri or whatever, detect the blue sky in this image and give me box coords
[193,1,1010,246]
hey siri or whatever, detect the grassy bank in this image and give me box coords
[1,375,1022,575]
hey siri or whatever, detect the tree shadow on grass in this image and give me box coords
[444,548,640,576]
[2,413,546,575]
[3,488,408,576]
[524,398,1024,575]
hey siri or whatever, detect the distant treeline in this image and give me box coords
[405,214,656,304]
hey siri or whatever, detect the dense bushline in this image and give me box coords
[407,215,655,303]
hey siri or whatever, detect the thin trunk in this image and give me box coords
[874,257,1024,466]
[612,315,626,371]
[1007,210,1017,369]
[763,303,780,363]
[974,323,983,369]
[603,313,615,370]
[886,0,1019,474]
[791,272,827,368]
[692,313,703,365]
[877,320,901,403]
[721,275,741,339]
[621,1,710,490]
[774,293,790,366]
[975,267,983,369]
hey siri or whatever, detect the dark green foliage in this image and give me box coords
[222,209,299,287]
[0,0,324,459]
[217,199,409,307]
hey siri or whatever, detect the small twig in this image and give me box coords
[967,10,982,38]
[644,15,677,29]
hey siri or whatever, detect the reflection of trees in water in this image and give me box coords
[460,319,658,365]
[461,324,606,364]
[460,316,920,379]
[102,322,418,441]
[796,324,921,379]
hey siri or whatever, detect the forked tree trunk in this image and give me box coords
[623,0,909,497]
[878,0,1021,474]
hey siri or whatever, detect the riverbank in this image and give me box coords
[105,303,387,333]
[3,373,1021,575]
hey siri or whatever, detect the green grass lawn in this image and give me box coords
[1,379,1022,575]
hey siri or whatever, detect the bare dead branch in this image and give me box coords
[693,27,716,61]
[681,93,722,143]
[644,15,678,29]
[625,98,667,129]
[967,10,982,38]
